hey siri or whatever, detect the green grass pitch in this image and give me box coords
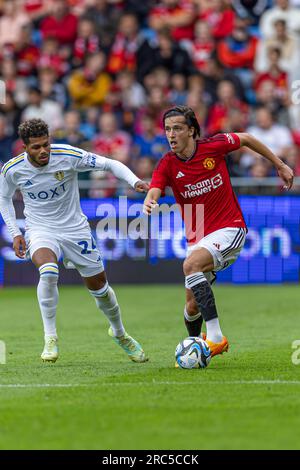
[1,284,300,450]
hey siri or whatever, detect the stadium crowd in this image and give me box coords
[1,0,300,196]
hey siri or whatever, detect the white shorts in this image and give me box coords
[26,228,104,278]
[186,227,247,274]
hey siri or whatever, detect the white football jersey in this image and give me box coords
[0,144,139,237]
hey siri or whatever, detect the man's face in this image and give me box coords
[164,116,193,153]
[25,135,51,166]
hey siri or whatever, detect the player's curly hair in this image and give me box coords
[163,106,201,139]
[18,119,49,144]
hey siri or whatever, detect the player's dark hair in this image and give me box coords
[18,119,49,144]
[163,106,201,139]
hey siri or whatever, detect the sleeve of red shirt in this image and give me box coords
[210,133,241,155]
[150,156,170,195]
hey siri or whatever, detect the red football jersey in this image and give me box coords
[150,133,246,245]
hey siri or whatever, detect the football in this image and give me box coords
[175,337,211,369]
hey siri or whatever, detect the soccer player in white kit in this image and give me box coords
[0,119,149,363]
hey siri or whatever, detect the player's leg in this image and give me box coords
[83,272,148,363]
[32,247,59,362]
[83,271,126,338]
[183,228,246,357]
[184,272,217,337]
[183,248,224,342]
[183,247,229,358]
[60,231,148,362]
[184,288,203,336]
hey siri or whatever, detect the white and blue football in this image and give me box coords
[175,337,211,369]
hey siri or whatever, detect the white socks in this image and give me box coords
[37,263,59,338]
[206,318,223,343]
[89,282,125,337]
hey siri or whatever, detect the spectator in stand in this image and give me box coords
[79,107,99,140]
[68,52,112,109]
[134,157,155,181]
[170,74,188,106]
[23,0,53,26]
[102,83,125,127]
[201,55,246,104]
[255,18,299,80]
[195,0,235,40]
[282,144,300,176]
[73,16,100,68]
[259,0,300,39]
[0,114,14,165]
[40,0,78,45]
[137,28,196,83]
[116,69,147,111]
[0,0,29,52]
[0,57,28,107]
[217,13,258,95]
[241,106,294,170]
[249,160,271,178]
[135,85,172,136]
[84,0,122,52]
[53,109,86,147]
[38,36,70,78]
[206,79,248,135]
[254,47,289,104]
[149,0,196,42]
[92,112,132,165]
[15,24,40,78]
[232,0,269,26]
[255,79,290,126]
[107,12,141,76]
[185,88,208,130]
[0,90,22,141]
[22,86,64,131]
[38,67,68,109]
[186,20,215,75]
[133,113,168,161]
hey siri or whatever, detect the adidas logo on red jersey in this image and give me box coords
[176,171,185,179]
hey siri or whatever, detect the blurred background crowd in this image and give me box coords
[1,0,300,196]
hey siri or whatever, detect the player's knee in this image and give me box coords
[89,281,109,299]
[183,257,202,276]
[39,263,59,284]
[186,300,199,316]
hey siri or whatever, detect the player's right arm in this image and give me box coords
[0,172,26,259]
[143,157,169,215]
[143,188,162,215]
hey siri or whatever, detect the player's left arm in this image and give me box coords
[236,132,294,190]
[74,151,149,193]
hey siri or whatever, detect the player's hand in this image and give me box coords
[277,163,294,190]
[134,180,149,193]
[13,235,26,259]
[143,199,158,215]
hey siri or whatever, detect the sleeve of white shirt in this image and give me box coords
[73,151,140,188]
[0,172,22,238]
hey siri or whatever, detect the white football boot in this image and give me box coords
[41,336,59,362]
[108,327,148,363]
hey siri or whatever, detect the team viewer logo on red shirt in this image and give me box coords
[203,158,215,170]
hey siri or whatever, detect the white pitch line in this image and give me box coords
[0,383,90,388]
[1,380,300,388]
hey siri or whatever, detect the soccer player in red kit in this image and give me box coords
[143,106,293,358]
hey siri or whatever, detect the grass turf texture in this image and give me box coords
[0,285,300,450]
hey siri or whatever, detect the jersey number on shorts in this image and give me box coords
[77,237,97,255]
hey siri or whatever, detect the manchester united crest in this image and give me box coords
[203,158,215,170]
[54,171,65,181]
